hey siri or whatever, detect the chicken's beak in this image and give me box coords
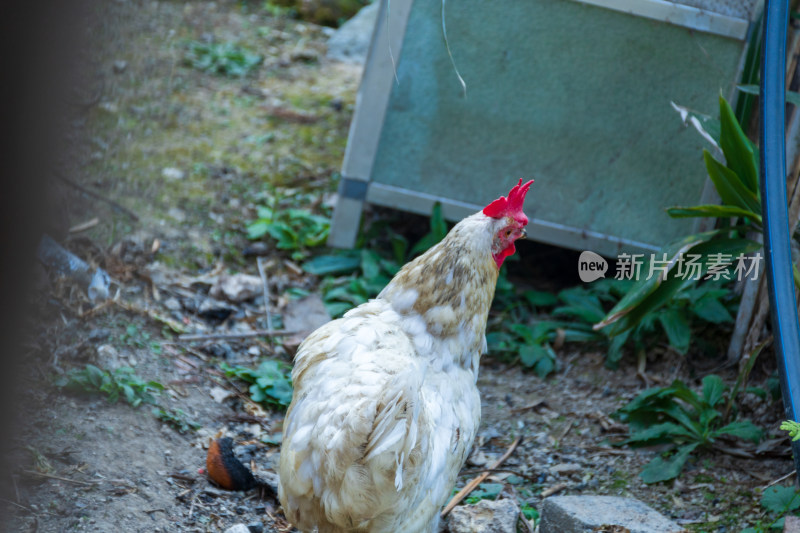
[519,229,527,240]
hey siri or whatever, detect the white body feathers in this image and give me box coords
[278,213,504,532]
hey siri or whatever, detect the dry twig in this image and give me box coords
[56,172,139,222]
[177,330,296,342]
[22,470,96,486]
[541,482,568,498]
[762,469,797,489]
[440,436,521,517]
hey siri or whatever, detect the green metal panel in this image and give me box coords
[368,0,747,251]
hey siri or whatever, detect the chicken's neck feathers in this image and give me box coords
[377,212,499,371]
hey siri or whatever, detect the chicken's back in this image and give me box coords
[278,298,480,533]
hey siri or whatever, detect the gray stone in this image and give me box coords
[447,498,519,533]
[282,294,331,334]
[785,515,800,533]
[539,496,685,533]
[326,1,379,65]
[224,525,250,533]
[549,463,583,476]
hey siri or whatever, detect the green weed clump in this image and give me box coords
[57,364,164,408]
[183,40,263,78]
[221,360,293,409]
[615,375,762,483]
[743,484,800,532]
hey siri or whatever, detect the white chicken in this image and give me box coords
[279,179,534,532]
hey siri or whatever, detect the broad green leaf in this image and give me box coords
[246,220,271,240]
[510,323,536,344]
[660,403,703,438]
[625,422,695,444]
[640,443,700,483]
[657,309,690,354]
[390,234,408,264]
[605,330,629,368]
[596,230,721,331]
[554,288,606,323]
[701,375,726,407]
[738,84,800,107]
[691,296,733,324]
[715,420,763,443]
[534,347,556,378]
[666,204,761,225]
[519,344,545,368]
[761,485,800,514]
[302,253,361,275]
[360,250,383,280]
[719,94,759,194]
[703,150,761,215]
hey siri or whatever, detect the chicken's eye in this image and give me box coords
[504,229,512,238]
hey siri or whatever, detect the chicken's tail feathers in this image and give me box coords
[205,437,278,496]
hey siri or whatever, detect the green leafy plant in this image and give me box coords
[614,375,762,483]
[520,502,539,524]
[153,407,202,434]
[489,277,734,373]
[781,420,800,441]
[120,324,162,355]
[183,40,263,78]
[57,364,164,407]
[221,360,293,409]
[743,485,800,532]
[247,204,331,260]
[305,202,449,318]
[463,482,504,505]
[596,94,767,350]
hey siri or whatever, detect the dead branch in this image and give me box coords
[440,436,521,517]
[177,330,297,342]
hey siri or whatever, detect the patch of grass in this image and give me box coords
[221,360,293,409]
[247,203,331,261]
[183,40,264,78]
[56,364,164,407]
[614,375,762,483]
[119,324,162,355]
[153,407,202,434]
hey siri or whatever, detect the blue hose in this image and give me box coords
[759,0,800,479]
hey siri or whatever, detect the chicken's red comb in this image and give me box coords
[482,179,534,224]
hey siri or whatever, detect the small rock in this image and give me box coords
[198,299,234,322]
[96,344,122,369]
[247,522,264,533]
[326,1,379,65]
[539,496,685,533]
[448,498,519,533]
[163,296,182,311]
[282,294,331,334]
[167,207,186,223]
[162,167,185,180]
[88,328,111,342]
[209,386,233,403]
[549,463,583,476]
[112,60,127,73]
[210,273,263,303]
[785,515,800,533]
[224,525,250,533]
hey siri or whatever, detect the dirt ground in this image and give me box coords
[2,1,796,532]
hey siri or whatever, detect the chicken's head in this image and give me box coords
[483,178,534,268]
